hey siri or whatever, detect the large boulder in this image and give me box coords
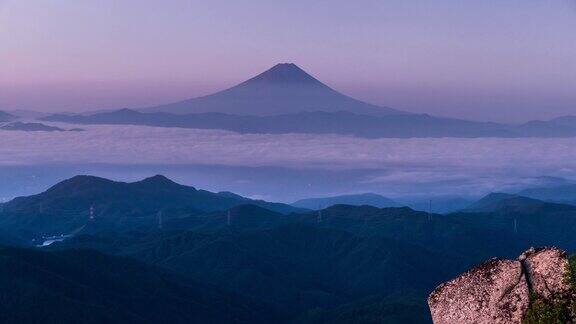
[520,247,571,300]
[428,258,529,324]
[428,247,571,324]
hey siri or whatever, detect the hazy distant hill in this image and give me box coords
[462,193,520,212]
[517,115,576,137]
[0,122,66,132]
[43,106,576,138]
[462,193,576,214]
[518,184,576,205]
[5,109,47,119]
[42,108,519,138]
[399,196,474,214]
[140,63,401,116]
[0,110,17,122]
[292,193,401,209]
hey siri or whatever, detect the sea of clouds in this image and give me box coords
[1,124,576,197]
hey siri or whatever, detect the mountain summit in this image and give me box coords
[241,63,324,85]
[141,63,401,116]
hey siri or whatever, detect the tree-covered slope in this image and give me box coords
[0,246,279,324]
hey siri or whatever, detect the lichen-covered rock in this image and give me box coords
[520,247,571,300]
[428,258,529,324]
[428,247,572,324]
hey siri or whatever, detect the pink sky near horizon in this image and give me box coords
[1,0,575,122]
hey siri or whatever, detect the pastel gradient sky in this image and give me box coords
[1,0,575,122]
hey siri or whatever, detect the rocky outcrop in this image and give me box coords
[428,258,529,323]
[428,247,572,324]
[520,247,570,300]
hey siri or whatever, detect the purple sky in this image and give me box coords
[1,0,575,122]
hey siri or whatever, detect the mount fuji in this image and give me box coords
[141,63,401,116]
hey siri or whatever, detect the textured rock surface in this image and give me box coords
[520,247,571,300]
[428,258,529,324]
[428,247,570,324]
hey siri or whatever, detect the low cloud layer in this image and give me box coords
[1,124,576,197]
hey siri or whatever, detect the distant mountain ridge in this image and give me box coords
[42,107,576,138]
[0,174,303,240]
[462,192,576,214]
[139,63,401,116]
[0,122,68,132]
[292,193,401,209]
[518,184,576,205]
